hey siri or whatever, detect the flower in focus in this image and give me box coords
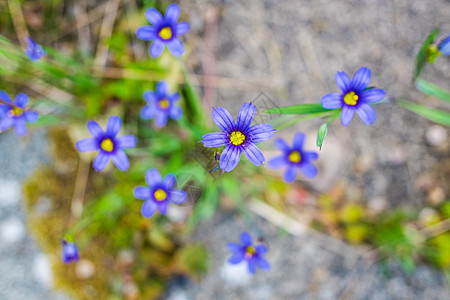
[437,34,450,56]
[268,132,319,183]
[61,240,79,264]
[0,91,39,136]
[141,81,183,128]
[76,116,136,171]
[227,232,270,274]
[321,67,386,126]
[134,168,187,218]
[25,37,45,62]
[200,102,276,172]
[136,3,190,57]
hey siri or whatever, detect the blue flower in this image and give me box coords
[200,102,276,172]
[62,240,79,264]
[141,81,183,128]
[321,67,386,126]
[268,132,319,183]
[0,91,39,136]
[134,168,187,218]
[136,3,190,57]
[438,34,450,56]
[76,116,136,172]
[227,232,270,274]
[25,37,45,62]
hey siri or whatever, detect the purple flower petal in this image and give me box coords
[335,71,352,93]
[236,103,255,132]
[359,88,386,103]
[299,163,318,178]
[355,103,376,125]
[302,151,319,162]
[14,119,27,136]
[283,166,297,183]
[111,150,130,171]
[0,104,10,115]
[164,3,180,24]
[167,38,185,57]
[117,135,136,149]
[106,116,122,137]
[175,21,190,35]
[242,143,265,166]
[93,152,110,171]
[212,107,235,133]
[351,67,371,92]
[143,90,157,102]
[227,242,243,253]
[154,111,169,128]
[141,200,158,218]
[145,168,162,187]
[0,91,12,104]
[257,258,271,270]
[62,242,79,264]
[136,26,157,41]
[158,202,169,214]
[268,155,286,169]
[23,111,38,123]
[340,105,354,126]
[15,93,29,108]
[273,138,290,152]
[145,8,163,26]
[228,252,245,264]
[169,190,187,204]
[438,35,450,56]
[169,105,183,120]
[163,173,176,189]
[256,244,268,254]
[219,145,242,172]
[293,132,305,149]
[247,259,257,274]
[141,104,157,119]
[321,93,343,109]
[134,186,150,200]
[240,232,253,246]
[76,137,98,152]
[247,124,276,143]
[150,39,165,57]
[156,81,169,96]
[0,117,13,131]
[170,92,180,102]
[201,132,229,147]
[87,121,103,138]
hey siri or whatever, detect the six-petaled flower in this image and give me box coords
[61,240,79,264]
[141,81,183,128]
[200,102,276,172]
[134,168,187,218]
[268,132,319,183]
[321,67,386,126]
[25,37,45,62]
[76,116,137,171]
[136,3,190,57]
[227,232,270,274]
[0,91,39,136]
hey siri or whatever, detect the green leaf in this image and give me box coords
[264,103,330,115]
[269,111,334,130]
[415,78,450,103]
[397,99,450,127]
[316,123,328,149]
[414,28,439,80]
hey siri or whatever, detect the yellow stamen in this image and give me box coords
[288,151,301,163]
[9,107,23,116]
[159,27,172,40]
[343,91,359,106]
[154,189,167,201]
[159,99,169,109]
[245,246,256,257]
[100,138,114,152]
[229,131,245,146]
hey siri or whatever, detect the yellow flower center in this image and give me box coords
[245,246,256,257]
[159,99,169,109]
[100,138,114,152]
[154,189,167,201]
[229,131,245,146]
[288,151,301,163]
[159,27,172,40]
[9,107,23,116]
[343,91,359,106]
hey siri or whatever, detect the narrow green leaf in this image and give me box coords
[414,28,439,80]
[269,111,335,130]
[415,78,450,103]
[397,99,450,127]
[316,123,328,149]
[264,103,330,115]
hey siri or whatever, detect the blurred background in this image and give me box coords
[0,0,449,299]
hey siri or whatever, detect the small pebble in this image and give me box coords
[426,125,448,147]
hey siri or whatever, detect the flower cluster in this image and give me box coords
[227,232,270,274]
[0,91,38,136]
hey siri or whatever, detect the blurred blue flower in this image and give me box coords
[25,37,45,62]
[141,81,183,128]
[200,102,276,172]
[0,91,38,136]
[227,232,270,274]
[321,67,386,126]
[76,116,136,171]
[437,34,450,56]
[136,3,190,57]
[134,168,187,218]
[62,240,79,264]
[268,132,319,183]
